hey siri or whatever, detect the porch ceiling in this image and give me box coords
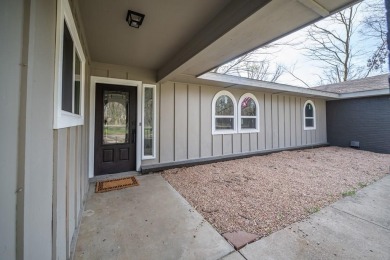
[78,0,360,83]
[78,0,234,70]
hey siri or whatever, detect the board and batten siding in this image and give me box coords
[53,125,89,259]
[0,0,90,259]
[153,82,327,165]
[88,62,327,166]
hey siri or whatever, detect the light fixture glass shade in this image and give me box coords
[126,10,145,28]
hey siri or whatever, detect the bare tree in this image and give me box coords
[212,46,285,82]
[303,5,368,84]
[361,0,388,73]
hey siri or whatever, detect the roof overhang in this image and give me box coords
[199,72,390,100]
[338,88,390,99]
[158,0,362,82]
[199,72,339,99]
[78,0,362,83]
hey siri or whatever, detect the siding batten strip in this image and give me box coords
[159,83,161,163]
[199,85,201,158]
[263,93,267,150]
[187,84,189,159]
[173,83,176,161]
[231,134,233,154]
[65,128,70,258]
[222,135,224,155]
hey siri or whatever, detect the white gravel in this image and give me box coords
[162,147,390,238]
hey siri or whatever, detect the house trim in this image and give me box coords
[89,76,142,177]
[339,88,390,99]
[53,0,86,129]
[141,143,329,173]
[199,72,340,99]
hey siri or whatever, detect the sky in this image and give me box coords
[217,0,387,88]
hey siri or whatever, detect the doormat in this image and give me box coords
[95,176,139,193]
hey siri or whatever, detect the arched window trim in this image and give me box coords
[212,90,237,135]
[238,93,260,133]
[303,100,316,130]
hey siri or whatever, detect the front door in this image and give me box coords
[94,83,137,175]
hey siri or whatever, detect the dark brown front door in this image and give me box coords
[94,83,137,175]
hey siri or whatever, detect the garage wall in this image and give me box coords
[327,95,390,154]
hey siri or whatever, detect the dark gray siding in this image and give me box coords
[326,95,390,154]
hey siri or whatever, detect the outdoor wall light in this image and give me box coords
[126,10,145,28]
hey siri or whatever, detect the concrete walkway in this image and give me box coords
[75,173,390,260]
[75,174,234,260]
[229,174,390,260]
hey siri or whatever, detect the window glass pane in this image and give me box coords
[103,91,129,144]
[144,87,154,156]
[305,118,314,127]
[215,95,234,116]
[61,22,74,112]
[241,118,256,129]
[305,103,313,117]
[215,118,234,130]
[74,52,81,114]
[241,97,256,116]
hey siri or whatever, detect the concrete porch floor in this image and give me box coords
[75,174,234,260]
[75,173,390,260]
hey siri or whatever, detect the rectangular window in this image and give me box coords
[54,0,86,129]
[142,84,156,159]
[61,23,73,113]
[305,118,314,127]
[241,118,256,129]
[216,118,234,130]
[74,52,81,115]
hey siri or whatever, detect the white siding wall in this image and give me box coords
[89,59,328,166]
[0,0,91,259]
[53,124,89,259]
[154,83,327,165]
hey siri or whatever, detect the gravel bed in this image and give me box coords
[162,147,390,238]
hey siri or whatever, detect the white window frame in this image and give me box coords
[303,100,316,130]
[212,90,237,135]
[53,0,86,129]
[142,84,156,160]
[238,93,260,133]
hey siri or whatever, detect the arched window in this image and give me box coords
[238,93,259,133]
[212,91,237,134]
[303,100,316,130]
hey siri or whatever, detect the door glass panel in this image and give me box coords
[103,91,129,144]
[144,87,154,156]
